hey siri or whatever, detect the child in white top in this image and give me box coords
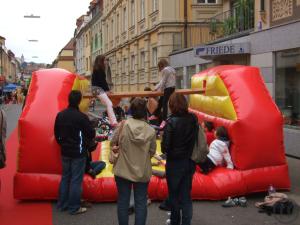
[152,59,176,128]
[199,126,234,174]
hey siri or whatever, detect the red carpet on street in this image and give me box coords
[0,128,53,225]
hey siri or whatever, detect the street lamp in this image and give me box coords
[24,14,40,18]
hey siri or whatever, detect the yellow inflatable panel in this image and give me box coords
[190,74,237,120]
[72,76,91,113]
[96,140,165,179]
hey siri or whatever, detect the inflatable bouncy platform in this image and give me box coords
[14,66,290,201]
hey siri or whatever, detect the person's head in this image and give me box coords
[168,93,188,115]
[157,59,169,72]
[204,121,214,132]
[130,97,147,120]
[68,90,82,108]
[93,55,106,72]
[144,87,152,91]
[215,126,229,140]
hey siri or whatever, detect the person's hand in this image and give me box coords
[112,145,119,153]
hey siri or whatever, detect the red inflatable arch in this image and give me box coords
[14,66,290,201]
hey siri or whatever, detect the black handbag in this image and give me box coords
[0,110,6,169]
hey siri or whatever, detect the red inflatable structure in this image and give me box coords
[14,66,290,201]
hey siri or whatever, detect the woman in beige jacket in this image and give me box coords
[111,98,156,225]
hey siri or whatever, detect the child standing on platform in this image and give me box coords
[152,59,176,129]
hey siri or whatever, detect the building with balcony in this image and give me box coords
[101,0,220,91]
[170,0,300,158]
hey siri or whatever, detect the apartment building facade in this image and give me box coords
[75,14,92,76]
[0,36,19,83]
[100,0,220,91]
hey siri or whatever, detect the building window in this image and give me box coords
[152,47,157,67]
[116,14,119,36]
[111,19,114,40]
[95,33,98,49]
[175,68,183,89]
[131,55,135,71]
[123,58,127,73]
[140,51,145,69]
[153,0,158,11]
[123,7,127,31]
[197,0,217,3]
[131,0,135,26]
[275,48,300,128]
[141,0,145,19]
[187,66,196,88]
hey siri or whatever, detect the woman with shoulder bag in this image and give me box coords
[110,98,156,225]
[161,93,198,225]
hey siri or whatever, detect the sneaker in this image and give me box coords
[166,219,171,225]
[222,197,238,207]
[71,207,87,215]
[238,197,247,207]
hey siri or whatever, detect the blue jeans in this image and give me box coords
[57,156,86,214]
[166,159,195,225]
[115,176,149,225]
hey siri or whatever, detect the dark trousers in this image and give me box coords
[198,157,215,174]
[57,156,86,214]
[154,87,175,121]
[166,159,195,225]
[115,176,149,225]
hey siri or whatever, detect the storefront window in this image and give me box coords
[275,48,300,128]
[187,66,196,88]
[175,68,183,89]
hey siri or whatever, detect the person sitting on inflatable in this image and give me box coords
[199,126,234,174]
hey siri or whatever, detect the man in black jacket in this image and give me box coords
[54,90,95,215]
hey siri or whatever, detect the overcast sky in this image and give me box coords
[0,0,91,64]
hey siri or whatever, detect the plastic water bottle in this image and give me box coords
[268,184,276,195]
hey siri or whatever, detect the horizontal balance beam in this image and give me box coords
[83,88,204,99]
